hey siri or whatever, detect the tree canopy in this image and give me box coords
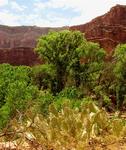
[35,30,85,94]
[35,30,106,94]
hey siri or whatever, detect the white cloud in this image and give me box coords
[34,0,69,10]
[0,10,20,26]
[0,1,26,26]
[33,0,126,26]
[1,0,126,27]
[34,1,46,9]
[0,0,8,7]
[26,13,68,27]
[10,1,26,12]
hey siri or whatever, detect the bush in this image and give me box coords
[53,98,77,111]
[35,90,54,116]
[0,64,32,108]
[31,64,56,90]
[6,81,38,112]
[56,86,83,99]
[0,64,38,129]
[0,104,11,129]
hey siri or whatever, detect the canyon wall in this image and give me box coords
[0,26,67,65]
[70,4,126,52]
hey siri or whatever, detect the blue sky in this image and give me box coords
[0,0,126,27]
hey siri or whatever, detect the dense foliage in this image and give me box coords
[35,30,84,94]
[35,30,106,95]
[0,64,38,129]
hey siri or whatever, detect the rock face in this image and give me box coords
[70,4,126,52]
[0,47,41,66]
[0,5,126,65]
[0,25,67,65]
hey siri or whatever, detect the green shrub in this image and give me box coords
[0,64,32,108]
[53,97,82,111]
[35,90,54,116]
[56,86,83,99]
[31,64,56,90]
[0,64,38,129]
[0,81,38,129]
[6,81,38,112]
[0,104,11,129]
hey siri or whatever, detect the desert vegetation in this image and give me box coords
[0,30,126,149]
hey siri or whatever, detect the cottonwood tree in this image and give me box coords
[35,30,106,95]
[35,30,85,94]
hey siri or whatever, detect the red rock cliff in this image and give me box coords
[0,26,66,65]
[70,4,126,52]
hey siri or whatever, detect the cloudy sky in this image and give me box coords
[0,0,126,27]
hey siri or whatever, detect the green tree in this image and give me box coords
[35,30,85,94]
[113,44,126,109]
[73,42,106,93]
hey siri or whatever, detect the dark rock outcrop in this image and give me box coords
[70,4,126,52]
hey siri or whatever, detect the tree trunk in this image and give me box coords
[51,66,66,95]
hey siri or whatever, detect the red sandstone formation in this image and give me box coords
[0,47,41,66]
[0,4,126,65]
[0,26,66,65]
[70,4,126,52]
